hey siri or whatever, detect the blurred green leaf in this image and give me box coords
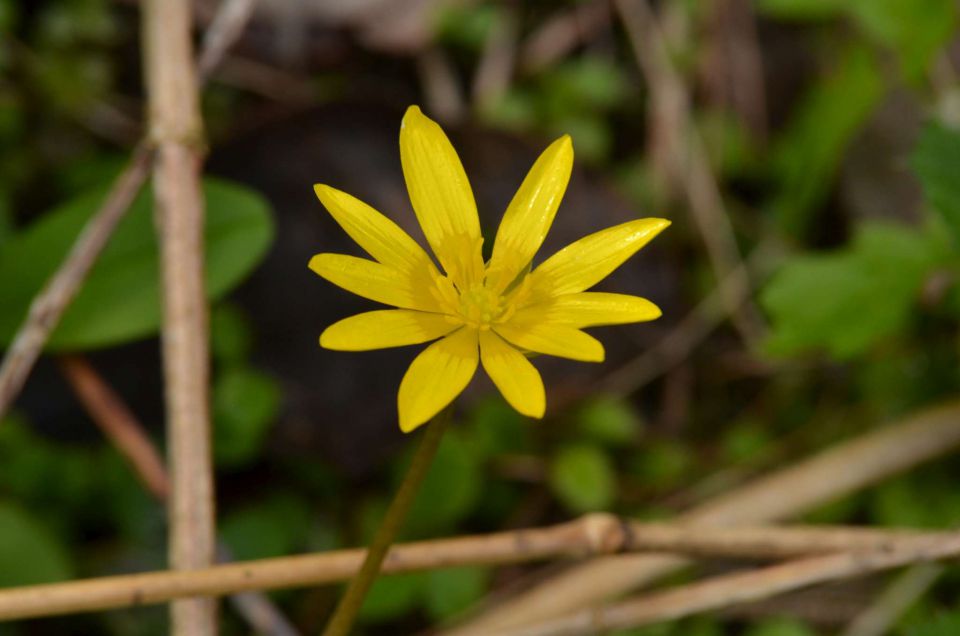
[744,618,816,636]
[870,474,960,528]
[912,122,960,246]
[770,45,883,234]
[402,429,482,536]
[0,178,274,350]
[213,366,281,468]
[359,573,428,623]
[761,223,946,358]
[549,444,616,513]
[756,0,846,19]
[466,395,530,458]
[906,612,960,636]
[221,494,310,560]
[0,502,72,587]
[424,567,488,621]
[849,0,956,80]
[628,440,692,490]
[576,395,643,446]
[210,303,254,365]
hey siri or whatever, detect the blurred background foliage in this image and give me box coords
[1,0,960,634]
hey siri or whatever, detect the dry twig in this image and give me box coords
[840,564,943,636]
[614,0,764,343]
[0,516,955,622]
[58,355,298,636]
[446,400,960,634]
[503,536,960,636]
[142,0,215,632]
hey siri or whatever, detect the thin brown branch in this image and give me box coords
[471,7,518,109]
[0,517,954,622]
[58,355,298,635]
[614,0,765,343]
[519,2,611,74]
[503,536,960,636]
[59,355,170,499]
[0,146,154,419]
[142,0,214,631]
[197,0,259,82]
[0,0,261,424]
[446,400,960,634]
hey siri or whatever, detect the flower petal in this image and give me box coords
[309,253,444,312]
[398,327,479,432]
[486,135,573,293]
[479,330,545,419]
[526,218,671,297]
[313,184,439,275]
[494,322,604,362]
[320,310,461,351]
[400,105,485,288]
[512,292,661,328]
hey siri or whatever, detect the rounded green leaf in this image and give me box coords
[549,444,617,513]
[0,502,72,587]
[0,177,274,350]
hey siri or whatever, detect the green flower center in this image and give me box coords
[458,283,508,328]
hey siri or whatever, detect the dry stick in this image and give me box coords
[0,146,153,420]
[840,564,943,636]
[58,355,298,636]
[520,1,611,74]
[614,0,764,343]
[0,516,955,622]
[59,355,170,500]
[599,240,781,399]
[471,6,518,109]
[503,536,960,636]
[197,0,259,82]
[445,400,960,635]
[142,0,215,633]
[0,0,261,425]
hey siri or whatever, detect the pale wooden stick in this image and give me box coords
[0,517,954,622]
[142,0,214,632]
[502,536,960,636]
[446,400,960,635]
[58,354,298,635]
[840,564,943,636]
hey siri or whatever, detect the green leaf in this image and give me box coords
[906,612,960,636]
[402,429,482,536]
[424,567,489,621]
[769,45,884,234]
[358,573,428,623]
[744,619,815,636]
[220,494,311,560]
[213,366,281,468]
[756,0,846,19]
[575,395,643,446]
[549,444,617,513]
[849,0,956,81]
[0,502,72,587]
[912,122,960,245]
[210,303,254,365]
[0,178,274,350]
[761,223,946,359]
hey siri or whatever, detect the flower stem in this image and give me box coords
[321,408,452,636]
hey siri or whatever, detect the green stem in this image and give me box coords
[322,408,452,636]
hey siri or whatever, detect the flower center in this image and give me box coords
[458,283,507,329]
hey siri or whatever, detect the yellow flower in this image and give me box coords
[310,106,669,432]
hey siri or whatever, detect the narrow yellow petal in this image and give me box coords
[313,184,439,275]
[398,327,479,432]
[400,105,485,288]
[527,218,671,297]
[309,253,444,312]
[494,322,604,363]
[479,330,545,419]
[486,135,573,293]
[513,292,661,328]
[320,310,461,351]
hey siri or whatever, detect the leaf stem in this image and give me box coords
[322,408,452,636]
